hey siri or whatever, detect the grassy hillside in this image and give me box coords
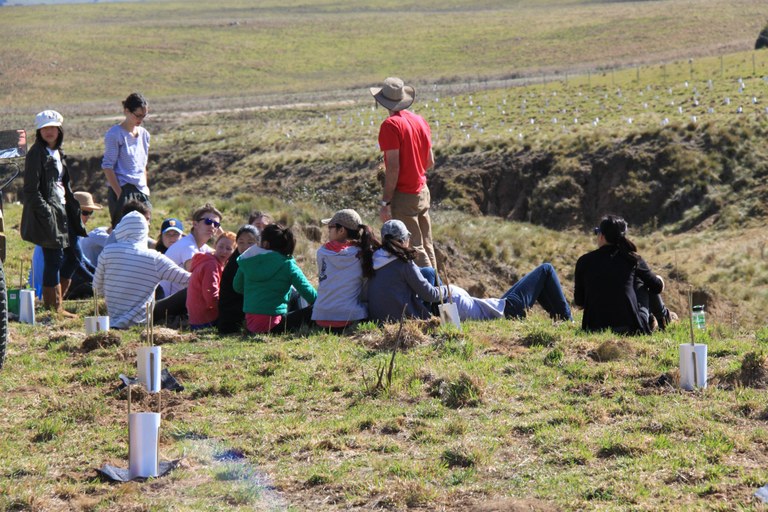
[4,1,768,510]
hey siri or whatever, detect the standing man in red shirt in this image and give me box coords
[370,77,437,269]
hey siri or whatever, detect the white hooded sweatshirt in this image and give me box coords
[311,243,367,322]
[93,211,190,328]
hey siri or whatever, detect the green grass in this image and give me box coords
[3,314,768,510]
[3,0,768,508]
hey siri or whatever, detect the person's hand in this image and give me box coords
[379,205,392,222]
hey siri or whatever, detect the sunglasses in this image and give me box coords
[82,210,94,217]
[198,217,221,228]
[131,110,147,120]
[593,227,600,235]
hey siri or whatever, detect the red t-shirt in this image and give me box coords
[378,110,432,194]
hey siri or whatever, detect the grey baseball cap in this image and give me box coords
[381,219,411,241]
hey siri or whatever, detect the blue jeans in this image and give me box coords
[502,263,572,320]
[418,266,442,286]
[42,246,79,287]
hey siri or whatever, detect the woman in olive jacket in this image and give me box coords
[20,110,86,316]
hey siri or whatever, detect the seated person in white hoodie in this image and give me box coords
[311,209,378,331]
[93,211,190,329]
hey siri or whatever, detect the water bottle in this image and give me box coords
[692,305,705,329]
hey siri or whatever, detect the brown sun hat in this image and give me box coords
[370,77,415,112]
[73,191,103,211]
[321,209,363,231]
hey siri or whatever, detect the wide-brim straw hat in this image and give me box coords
[73,191,103,210]
[370,77,415,112]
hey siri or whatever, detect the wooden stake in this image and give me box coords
[687,289,699,388]
[146,303,152,346]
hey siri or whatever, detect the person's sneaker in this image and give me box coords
[649,314,659,332]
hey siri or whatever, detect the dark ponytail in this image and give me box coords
[340,223,381,278]
[599,215,640,264]
[381,236,417,264]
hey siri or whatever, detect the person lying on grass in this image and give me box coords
[233,224,316,334]
[366,220,572,323]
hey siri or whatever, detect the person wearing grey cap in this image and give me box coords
[366,220,446,322]
[312,209,379,331]
[20,110,87,318]
[367,220,572,323]
[370,77,437,269]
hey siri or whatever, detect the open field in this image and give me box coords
[0,0,765,113]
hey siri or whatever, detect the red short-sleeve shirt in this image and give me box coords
[378,110,432,194]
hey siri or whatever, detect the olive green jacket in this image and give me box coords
[20,140,86,249]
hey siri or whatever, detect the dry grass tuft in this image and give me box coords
[430,372,485,409]
[588,340,633,362]
[463,497,561,512]
[381,320,435,349]
[81,331,122,352]
[737,352,768,388]
[355,319,438,351]
[140,328,197,346]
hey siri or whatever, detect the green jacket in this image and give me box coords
[233,247,317,315]
[20,141,86,248]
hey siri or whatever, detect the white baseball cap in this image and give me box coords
[35,110,63,130]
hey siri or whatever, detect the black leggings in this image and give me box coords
[153,288,187,325]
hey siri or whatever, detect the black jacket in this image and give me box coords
[20,140,86,249]
[574,244,663,335]
[217,249,245,334]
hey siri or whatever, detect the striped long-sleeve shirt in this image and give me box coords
[93,212,189,329]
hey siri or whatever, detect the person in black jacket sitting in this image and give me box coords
[574,215,675,335]
[217,224,259,334]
